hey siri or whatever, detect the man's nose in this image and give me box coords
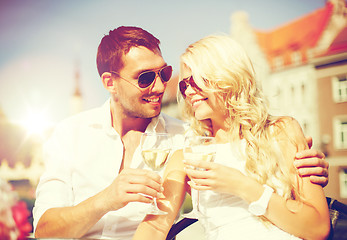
[150,74,166,92]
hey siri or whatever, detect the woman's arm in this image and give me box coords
[133,150,188,240]
[185,118,330,240]
[261,117,331,239]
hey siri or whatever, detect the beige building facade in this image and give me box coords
[230,0,347,204]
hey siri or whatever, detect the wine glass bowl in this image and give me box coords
[183,135,216,218]
[140,132,172,215]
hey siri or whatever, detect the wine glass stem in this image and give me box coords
[153,197,160,210]
[196,190,200,213]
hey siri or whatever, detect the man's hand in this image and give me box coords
[101,168,163,212]
[35,168,162,239]
[306,136,313,149]
[294,136,329,187]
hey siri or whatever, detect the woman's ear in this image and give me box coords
[101,72,117,94]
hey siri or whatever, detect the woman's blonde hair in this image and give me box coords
[179,34,301,203]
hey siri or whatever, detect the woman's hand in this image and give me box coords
[183,158,248,196]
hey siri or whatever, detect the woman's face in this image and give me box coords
[180,68,225,123]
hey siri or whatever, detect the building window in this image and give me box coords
[301,83,305,96]
[291,51,302,65]
[302,121,308,134]
[291,85,295,97]
[332,75,347,102]
[339,168,347,198]
[276,87,281,97]
[334,116,347,150]
[273,56,284,70]
[301,83,306,104]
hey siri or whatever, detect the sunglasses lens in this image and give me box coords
[138,66,172,88]
[191,79,201,91]
[179,81,187,97]
[138,71,156,88]
[179,76,203,98]
[160,66,173,82]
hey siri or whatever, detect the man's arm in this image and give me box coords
[35,168,162,238]
[35,192,108,238]
[294,136,329,187]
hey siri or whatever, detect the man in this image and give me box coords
[33,26,328,239]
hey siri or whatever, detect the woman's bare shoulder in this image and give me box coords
[272,116,308,150]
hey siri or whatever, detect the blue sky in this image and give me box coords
[0,0,326,124]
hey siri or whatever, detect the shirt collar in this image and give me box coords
[100,98,117,136]
[145,114,166,133]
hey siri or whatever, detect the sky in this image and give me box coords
[0,0,327,127]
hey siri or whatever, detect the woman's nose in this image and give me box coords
[184,83,197,97]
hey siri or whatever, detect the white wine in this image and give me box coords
[142,149,170,171]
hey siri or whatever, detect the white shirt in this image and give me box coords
[33,99,187,239]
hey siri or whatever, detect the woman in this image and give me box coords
[134,35,330,240]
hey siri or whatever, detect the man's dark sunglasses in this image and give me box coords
[179,76,202,98]
[111,65,173,88]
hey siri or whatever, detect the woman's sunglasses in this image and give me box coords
[111,65,173,88]
[179,76,202,98]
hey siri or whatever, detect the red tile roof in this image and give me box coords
[322,25,347,56]
[256,2,334,69]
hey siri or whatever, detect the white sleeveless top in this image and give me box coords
[192,142,301,240]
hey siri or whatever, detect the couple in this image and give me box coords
[33,26,330,239]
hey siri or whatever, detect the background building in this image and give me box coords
[313,26,347,202]
[228,0,347,204]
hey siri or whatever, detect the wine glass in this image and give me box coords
[140,132,172,215]
[182,135,216,219]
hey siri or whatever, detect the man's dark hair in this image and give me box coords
[96,26,161,76]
